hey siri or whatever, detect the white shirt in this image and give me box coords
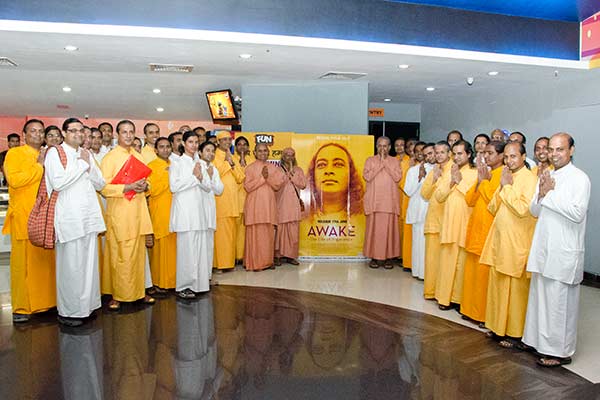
[199,159,224,231]
[91,149,105,164]
[527,162,591,284]
[169,152,181,164]
[404,162,434,224]
[44,143,106,243]
[169,153,223,232]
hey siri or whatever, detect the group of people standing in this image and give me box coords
[2,118,306,328]
[363,129,590,368]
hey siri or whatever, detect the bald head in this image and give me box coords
[548,132,574,170]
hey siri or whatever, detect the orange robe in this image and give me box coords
[244,160,285,270]
[3,145,56,314]
[399,155,412,267]
[214,149,245,269]
[363,155,403,260]
[480,167,537,337]
[235,152,255,261]
[421,161,453,299]
[275,165,306,259]
[434,165,477,306]
[460,166,502,322]
[147,157,177,289]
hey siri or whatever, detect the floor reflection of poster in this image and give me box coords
[293,134,373,259]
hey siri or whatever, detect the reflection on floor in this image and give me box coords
[0,286,598,399]
[214,262,600,383]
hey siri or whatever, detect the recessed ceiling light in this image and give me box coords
[398,64,410,69]
[488,71,499,76]
[64,45,78,52]
[156,107,164,112]
[239,53,252,59]
[426,87,435,92]
[62,86,72,92]
[384,98,391,102]
[153,88,161,94]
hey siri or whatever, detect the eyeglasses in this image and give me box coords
[66,129,84,134]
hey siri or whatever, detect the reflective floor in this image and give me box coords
[0,285,598,400]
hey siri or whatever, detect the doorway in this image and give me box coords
[368,121,420,156]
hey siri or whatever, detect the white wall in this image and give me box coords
[242,82,369,134]
[421,69,600,274]
[368,102,421,122]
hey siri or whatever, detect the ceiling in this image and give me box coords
[386,0,600,22]
[0,30,596,121]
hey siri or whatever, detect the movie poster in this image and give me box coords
[293,134,373,259]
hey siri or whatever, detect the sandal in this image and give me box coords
[143,295,156,305]
[383,259,394,270]
[108,300,121,311]
[12,313,30,323]
[536,356,572,368]
[438,304,452,311]
[498,338,517,349]
[274,257,282,266]
[369,260,379,269]
[288,258,300,266]
[515,341,536,353]
[177,289,196,299]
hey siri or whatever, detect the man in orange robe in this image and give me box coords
[275,148,306,266]
[244,143,285,271]
[421,141,453,299]
[363,137,403,268]
[3,119,56,323]
[460,141,505,323]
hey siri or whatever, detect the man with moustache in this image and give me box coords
[141,123,161,164]
[479,142,537,349]
[522,133,590,367]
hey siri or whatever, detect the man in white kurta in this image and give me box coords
[522,133,590,367]
[45,118,106,326]
[403,142,434,280]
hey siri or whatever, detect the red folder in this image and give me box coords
[111,155,152,200]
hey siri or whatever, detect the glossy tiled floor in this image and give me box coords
[0,258,599,400]
[0,286,598,399]
[213,261,600,384]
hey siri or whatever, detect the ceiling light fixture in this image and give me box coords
[488,71,499,76]
[153,88,161,94]
[64,45,78,51]
[239,53,252,59]
[62,86,72,92]
[426,87,435,91]
[398,64,410,69]
[156,107,164,112]
[384,98,391,102]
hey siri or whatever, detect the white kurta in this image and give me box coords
[522,162,591,358]
[45,143,106,318]
[404,163,433,279]
[170,154,223,292]
[91,150,105,165]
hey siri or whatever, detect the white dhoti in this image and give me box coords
[145,248,153,289]
[522,272,580,358]
[56,233,101,318]
[176,230,213,293]
[411,222,425,280]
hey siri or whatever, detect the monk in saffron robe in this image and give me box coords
[214,131,245,270]
[479,142,537,348]
[435,140,477,309]
[146,137,177,290]
[363,137,403,268]
[244,143,285,271]
[234,136,255,265]
[460,141,504,323]
[394,138,408,263]
[100,120,155,310]
[3,119,56,322]
[275,147,306,265]
[421,141,453,299]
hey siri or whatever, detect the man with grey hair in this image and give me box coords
[522,133,590,368]
[363,136,403,269]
